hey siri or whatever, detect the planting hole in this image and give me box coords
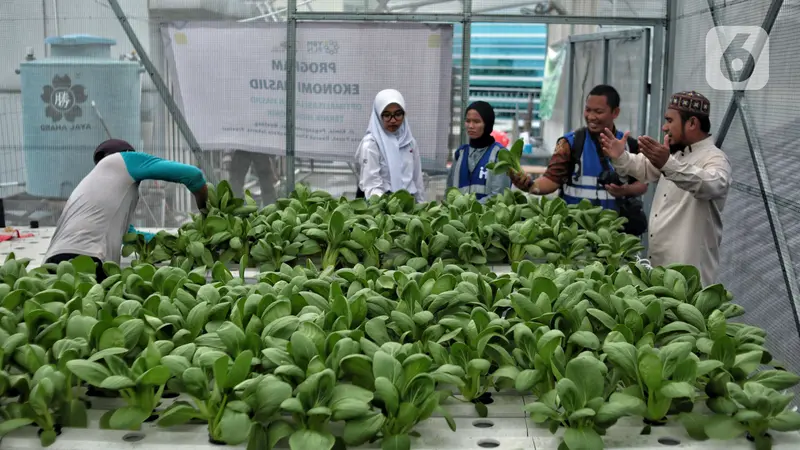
[472,419,494,428]
[122,433,145,443]
[657,437,680,446]
[477,439,500,448]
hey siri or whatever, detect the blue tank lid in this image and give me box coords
[44,35,117,59]
[45,35,117,46]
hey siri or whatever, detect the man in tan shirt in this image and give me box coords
[600,91,732,286]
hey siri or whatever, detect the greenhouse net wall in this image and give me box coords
[667,0,800,376]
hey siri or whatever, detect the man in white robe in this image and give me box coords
[600,91,732,286]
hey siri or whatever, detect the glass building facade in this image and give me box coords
[454,23,547,122]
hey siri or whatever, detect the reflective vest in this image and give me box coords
[560,129,623,210]
[452,142,505,200]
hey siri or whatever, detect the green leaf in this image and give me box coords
[62,398,89,428]
[678,412,710,440]
[710,335,736,369]
[136,365,171,386]
[659,381,695,399]
[531,277,559,301]
[157,403,200,427]
[563,427,604,450]
[556,378,582,412]
[568,331,600,350]
[67,359,112,386]
[266,421,295,450]
[99,327,126,350]
[595,393,645,423]
[226,350,254,388]
[40,429,57,447]
[373,351,402,384]
[343,413,386,446]
[0,418,35,436]
[329,383,374,421]
[218,409,252,445]
[289,429,336,450]
[602,342,638,379]
[290,331,318,370]
[733,350,763,376]
[381,434,411,450]
[676,303,706,332]
[704,414,746,440]
[109,406,151,430]
[73,255,99,274]
[749,370,800,391]
[88,347,129,362]
[99,375,136,390]
[638,349,663,392]
[514,369,538,392]
[565,356,604,404]
[769,411,800,432]
[659,341,692,379]
[524,402,560,423]
[374,377,400,416]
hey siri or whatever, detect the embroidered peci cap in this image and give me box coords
[668,90,711,116]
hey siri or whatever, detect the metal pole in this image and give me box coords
[292,12,665,27]
[637,28,651,137]
[713,0,782,147]
[661,0,678,114]
[285,0,297,195]
[648,24,665,139]
[564,41,575,134]
[91,101,113,140]
[641,25,665,254]
[104,0,210,180]
[602,38,610,84]
[459,0,472,144]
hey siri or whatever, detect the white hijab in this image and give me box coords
[364,89,414,193]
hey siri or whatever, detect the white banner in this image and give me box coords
[161,21,453,171]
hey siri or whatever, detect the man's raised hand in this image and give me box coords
[599,128,629,159]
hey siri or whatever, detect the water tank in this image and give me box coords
[18,35,143,199]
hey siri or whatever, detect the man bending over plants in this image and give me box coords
[43,139,208,281]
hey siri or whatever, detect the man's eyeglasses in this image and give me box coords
[381,110,405,121]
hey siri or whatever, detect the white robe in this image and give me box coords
[611,136,732,286]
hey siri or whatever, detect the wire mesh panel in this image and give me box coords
[669,4,733,137]
[566,39,604,130]
[566,30,650,134]
[471,0,665,17]
[0,95,25,200]
[160,21,289,206]
[606,33,648,136]
[290,22,453,199]
[718,109,800,378]
[269,0,464,13]
[669,0,800,377]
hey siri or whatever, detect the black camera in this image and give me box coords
[597,169,622,187]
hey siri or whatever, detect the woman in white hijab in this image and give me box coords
[355,89,425,202]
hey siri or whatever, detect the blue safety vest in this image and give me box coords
[561,130,623,210]
[454,142,505,200]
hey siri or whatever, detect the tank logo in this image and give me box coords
[41,75,88,123]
